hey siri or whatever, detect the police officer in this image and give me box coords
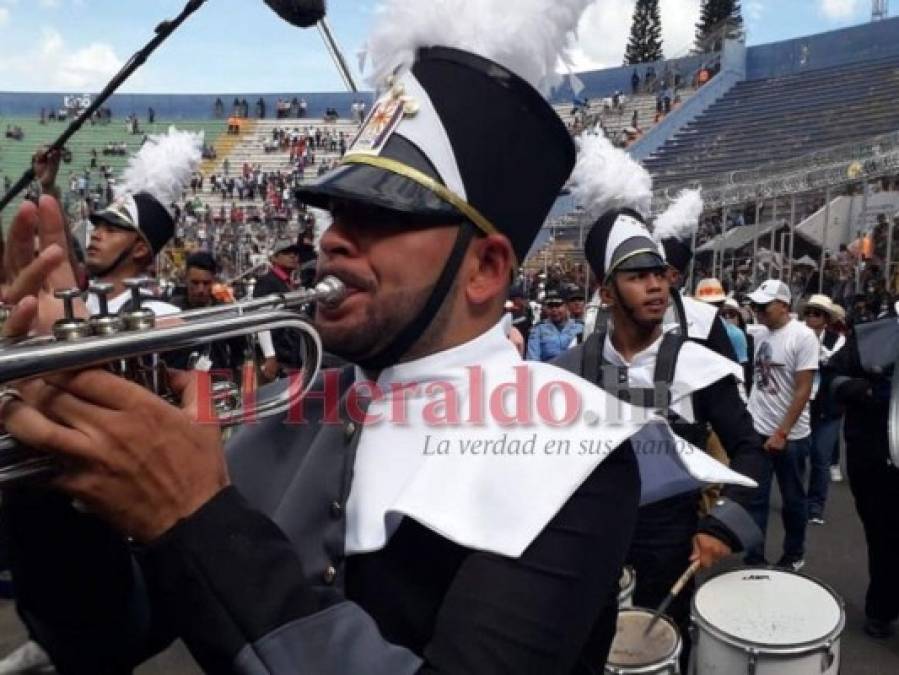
[526,290,583,361]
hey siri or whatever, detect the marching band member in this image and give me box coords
[826,314,899,639]
[0,2,752,673]
[553,133,764,669]
[84,128,203,318]
[655,189,739,362]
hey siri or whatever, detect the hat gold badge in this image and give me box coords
[347,75,419,157]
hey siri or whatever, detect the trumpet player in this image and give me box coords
[0,2,753,673]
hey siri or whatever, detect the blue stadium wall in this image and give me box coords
[0,91,375,120]
[0,16,897,119]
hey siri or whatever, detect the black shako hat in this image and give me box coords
[661,237,693,276]
[297,46,575,264]
[90,192,174,256]
[585,208,666,282]
[89,127,201,257]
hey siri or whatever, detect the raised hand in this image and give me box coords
[1,196,83,338]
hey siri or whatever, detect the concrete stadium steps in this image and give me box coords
[643,54,899,192]
[555,89,696,139]
[189,119,359,212]
[0,119,227,215]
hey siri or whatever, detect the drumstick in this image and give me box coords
[643,560,701,636]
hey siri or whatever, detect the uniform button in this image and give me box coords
[330,500,343,519]
[322,565,337,585]
[344,421,357,441]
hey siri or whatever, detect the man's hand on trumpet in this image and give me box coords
[0,196,230,543]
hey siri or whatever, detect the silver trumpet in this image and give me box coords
[0,275,346,486]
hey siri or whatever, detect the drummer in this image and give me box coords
[553,134,765,669]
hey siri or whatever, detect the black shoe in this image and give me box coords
[864,618,894,640]
[744,555,767,566]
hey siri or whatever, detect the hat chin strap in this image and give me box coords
[92,241,136,280]
[359,222,476,371]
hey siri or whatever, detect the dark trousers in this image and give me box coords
[627,492,699,671]
[809,417,841,518]
[746,434,809,562]
[847,444,899,622]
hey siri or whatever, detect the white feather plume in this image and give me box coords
[652,189,703,242]
[570,132,653,220]
[364,0,594,96]
[116,126,203,215]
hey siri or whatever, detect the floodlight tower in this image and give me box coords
[872,0,889,21]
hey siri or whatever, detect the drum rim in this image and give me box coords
[606,607,683,671]
[691,566,846,654]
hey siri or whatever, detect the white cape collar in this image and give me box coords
[345,321,754,558]
[603,334,744,423]
[665,295,718,340]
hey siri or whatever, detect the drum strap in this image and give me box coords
[581,330,685,410]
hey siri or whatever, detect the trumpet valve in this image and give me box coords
[88,282,123,336]
[121,278,156,332]
[52,289,92,342]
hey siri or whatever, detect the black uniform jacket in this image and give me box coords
[4,367,641,675]
[553,338,764,551]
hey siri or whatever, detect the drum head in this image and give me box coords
[608,609,680,667]
[693,569,843,647]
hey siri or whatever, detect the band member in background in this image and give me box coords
[554,133,763,669]
[826,314,899,639]
[254,237,302,380]
[84,128,203,318]
[655,189,739,363]
[168,251,248,379]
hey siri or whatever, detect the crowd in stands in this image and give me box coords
[565,57,720,144]
[214,97,310,120]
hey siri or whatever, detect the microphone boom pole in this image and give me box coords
[0,0,209,214]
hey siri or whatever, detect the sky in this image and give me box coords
[0,0,883,94]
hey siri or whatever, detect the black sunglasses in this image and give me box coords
[804,308,825,317]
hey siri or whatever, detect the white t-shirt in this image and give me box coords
[748,319,819,439]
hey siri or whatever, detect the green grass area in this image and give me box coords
[0,118,226,218]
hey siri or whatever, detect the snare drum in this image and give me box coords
[691,568,844,675]
[619,566,636,608]
[605,608,682,674]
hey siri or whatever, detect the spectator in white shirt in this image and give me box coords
[744,280,819,571]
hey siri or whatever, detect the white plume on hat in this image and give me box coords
[365,0,594,95]
[653,188,703,243]
[570,131,653,220]
[116,126,203,217]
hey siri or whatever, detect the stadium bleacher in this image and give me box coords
[643,54,899,192]
[0,117,228,214]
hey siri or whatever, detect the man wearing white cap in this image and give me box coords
[803,295,845,524]
[744,279,819,570]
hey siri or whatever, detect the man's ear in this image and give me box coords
[599,281,616,308]
[131,236,153,268]
[466,234,515,306]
